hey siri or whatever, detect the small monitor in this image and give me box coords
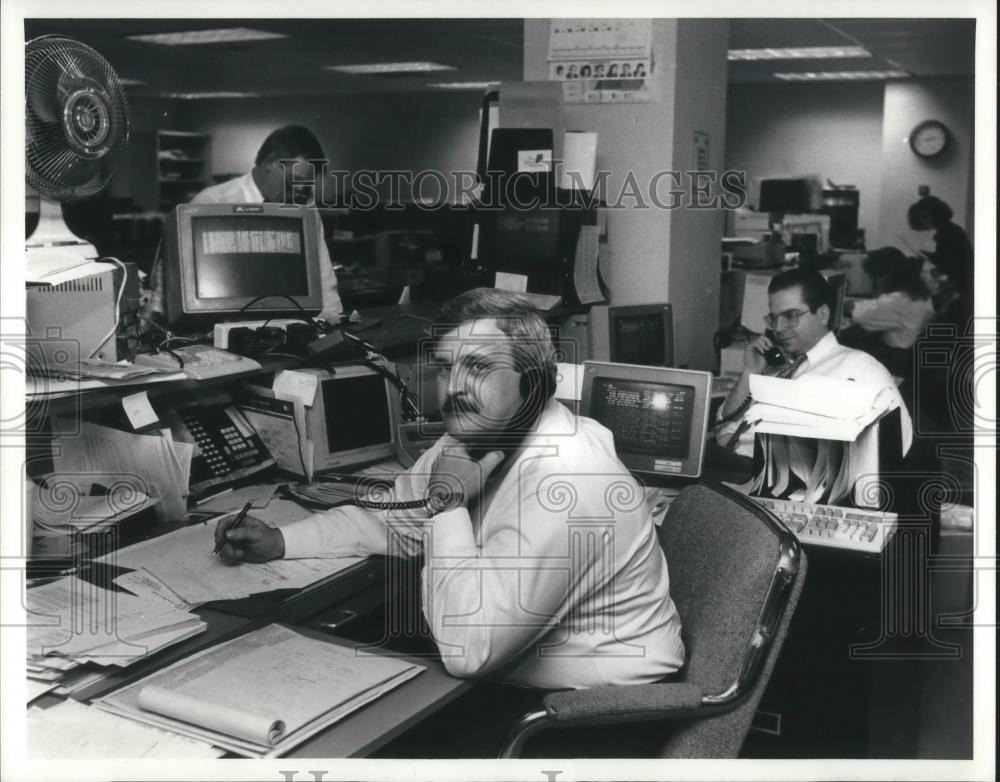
[162,203,325,328]
[608,304,674,367]
[315,364,400,473]
[580,361,712,479]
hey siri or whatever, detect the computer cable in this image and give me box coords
[88,256,128,359]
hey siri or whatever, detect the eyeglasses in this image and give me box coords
[763,308,812,330]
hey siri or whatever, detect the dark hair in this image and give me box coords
[864,247,929,300]
[907,195,954,229]
[255,125,325,165]
[431,288,557,401]
[767,268,831,312]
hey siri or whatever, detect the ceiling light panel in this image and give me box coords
[127,28,286,45]
[428,81,501,89]
[773,70,909,81]
[728,46,871,61]
[327,62,456,75]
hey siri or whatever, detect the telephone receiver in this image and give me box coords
[763,330,786,367]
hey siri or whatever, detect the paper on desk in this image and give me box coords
[103,521,363,605]
[27,576,198,660]
[272,369,319,405]
[53,420,189,521]
[32,478,154,531]
[27,678,58,703]
[97,623,423,757]
[28,698,222,759]
[122,390,160,430]
[196,483,280,513]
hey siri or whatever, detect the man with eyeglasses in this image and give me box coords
[717,268,912,459]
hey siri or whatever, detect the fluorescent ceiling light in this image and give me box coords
[327,62,456,75]
[774,70,909,81]
[428,81,501,90]
[118,78,144,86]
[127,28,286,45]
[729,46,870,61]
[161,91,261,99]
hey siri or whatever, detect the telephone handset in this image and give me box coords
[164,396,275,496]
[763,330,786,368]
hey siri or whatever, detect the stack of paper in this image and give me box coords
[53,420,193,521]
[28,699,222,759]
[97,624,424,757]
[26,573,205,684]
[747,374,893,441]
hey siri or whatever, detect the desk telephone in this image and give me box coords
[165,397,275,496]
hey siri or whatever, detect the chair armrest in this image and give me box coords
[543,682,704,723]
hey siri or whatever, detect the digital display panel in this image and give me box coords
[322,373,392,453]
[192,216,308,299]
[589,378,694,459]
[612,314,667,365]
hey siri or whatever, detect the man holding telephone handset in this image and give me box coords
[215,288,684,692]
[716,268,912,458]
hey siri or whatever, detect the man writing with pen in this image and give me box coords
[214,288,684,705]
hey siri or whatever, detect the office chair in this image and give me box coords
[499,481,807,758]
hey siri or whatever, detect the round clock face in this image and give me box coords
[910,120,949,158]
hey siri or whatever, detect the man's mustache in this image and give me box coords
[442,395,479,415]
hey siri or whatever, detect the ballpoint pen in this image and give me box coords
[211,498,255,557]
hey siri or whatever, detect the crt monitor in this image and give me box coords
[314,364,401,474]
[758,177,822,214]
[162,203,325,327]
[580,361,712,479]
[608,304,675,367]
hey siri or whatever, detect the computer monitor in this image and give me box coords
[608,304,675,366]
[314,364,401,473]
[580,361,712,479]
[239,364,401,479]
[758,177,822,214]
[162,203,325,328]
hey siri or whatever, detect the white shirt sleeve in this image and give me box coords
[317,237,344,322]
[851,293,908,332]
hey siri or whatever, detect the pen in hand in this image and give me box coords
[212,498,255,558]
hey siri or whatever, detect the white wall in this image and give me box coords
[876,79,974,251]
[524,19,728,370]
[724,82,885,242]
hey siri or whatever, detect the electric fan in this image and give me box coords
[25,35,130,263]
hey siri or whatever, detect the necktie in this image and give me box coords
[772,353,807,379]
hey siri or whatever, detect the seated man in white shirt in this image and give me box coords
[717,267,912,459]
[192,124,343,322]
[216,288,684,690]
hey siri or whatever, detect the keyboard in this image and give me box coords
[751,497,898,554]
[133,345,262,380]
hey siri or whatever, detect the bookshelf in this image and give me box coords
[155,130,212,211]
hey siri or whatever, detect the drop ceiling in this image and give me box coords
[22,17,976,97]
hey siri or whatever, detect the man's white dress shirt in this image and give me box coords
[192,173,343,321]
[281,399,685,690]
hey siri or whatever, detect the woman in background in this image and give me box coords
[842,246,934,376]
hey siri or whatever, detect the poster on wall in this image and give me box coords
[547,19,656,104]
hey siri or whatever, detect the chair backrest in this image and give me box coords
[654,482,807,757]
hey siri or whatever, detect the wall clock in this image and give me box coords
[909,120,950,159]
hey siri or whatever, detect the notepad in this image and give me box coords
[97,623,424,757]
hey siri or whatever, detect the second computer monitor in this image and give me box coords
[608,304,675,367]
[580,360,712,480]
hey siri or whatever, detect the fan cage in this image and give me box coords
[25,35,131,202]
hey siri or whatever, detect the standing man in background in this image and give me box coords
[192,124,343,322]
